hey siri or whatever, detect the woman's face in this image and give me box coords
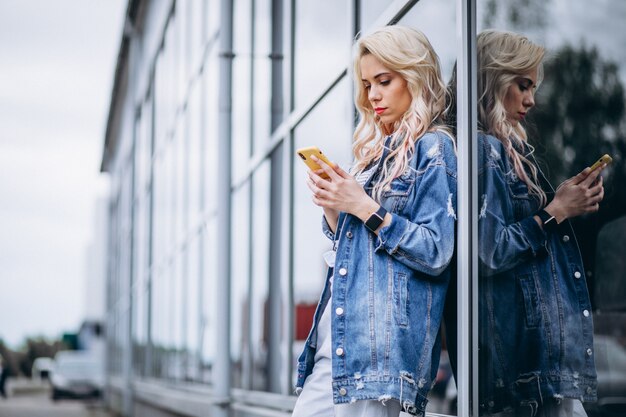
[360,54,412,131]
[503,67,538,126]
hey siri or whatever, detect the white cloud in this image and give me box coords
[0,0,125,348]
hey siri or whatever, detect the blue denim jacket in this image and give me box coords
[295,131,457,416]
[477,133,597,413]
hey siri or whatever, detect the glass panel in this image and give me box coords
[360,0,395,30]
[188,81,202,229]
[151,268,168,378]
[203,48,219,215]
[172,253,184,380]
[253,0,271,147]
[294,0,349,109]
[398,0,456,82]
[188,0,204,73]
[292,78,351,386]
[250,162,270,391]
[475,1,626,415]
[204,0,220,41]
[396,4,458,414]
[186,234,201,381]
[154,50,167,151]
[201,216,218,384]
[174,117,186,249]
[232,0,252,180]
[231,182,251,389]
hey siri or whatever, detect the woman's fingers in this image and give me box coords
[311,155,342,181]
[571,167,592,185]
[580,164,605,187]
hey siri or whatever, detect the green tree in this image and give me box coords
[527,44,626,307]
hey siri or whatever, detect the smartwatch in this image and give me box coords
[536,209,558,231]
[364,205,387,233]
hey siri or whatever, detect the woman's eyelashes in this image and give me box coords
[518,78,535,92]
[363,79,392,90]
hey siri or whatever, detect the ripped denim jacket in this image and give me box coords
[477,133,597,414]
[295,131,457,416]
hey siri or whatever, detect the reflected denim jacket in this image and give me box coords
[477,133,597,413]
[295,131,457,416]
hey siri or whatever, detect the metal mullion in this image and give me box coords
[456,0,478,416]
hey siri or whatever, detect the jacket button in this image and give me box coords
[586,348,593,356]
[562,235,570,242]
[346,231,353,239]
[583,309,590,317]
[574,271,582,279]
[339,388,347,396]
[338,268,347,276]
[336,347,344,356]
[335,307,344,316]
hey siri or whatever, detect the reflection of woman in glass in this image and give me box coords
[292,26,457,417]
[477,30,604,416]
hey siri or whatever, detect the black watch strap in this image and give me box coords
[364,205,387,233]
[536,209,557,231]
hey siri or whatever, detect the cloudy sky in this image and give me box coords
[0,0,126,348]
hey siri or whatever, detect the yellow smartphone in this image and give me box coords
[296,146,335,178]
[589,154,613,171]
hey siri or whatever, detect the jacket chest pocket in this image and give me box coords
[393,271,409,327]
[380,170,415,213]
[517,273,542,328]
[508,173,535,220]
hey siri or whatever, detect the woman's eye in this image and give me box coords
[380,80,391,86]
[518,83,527,91]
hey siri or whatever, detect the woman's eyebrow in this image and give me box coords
[362,72,392,82]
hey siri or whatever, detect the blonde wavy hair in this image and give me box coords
[477,29,547,205]
[352,25,451,202]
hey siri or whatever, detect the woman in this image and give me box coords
[292,26,457,417]
[476,30,604,416]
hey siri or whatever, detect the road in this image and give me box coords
[0,390,113,417]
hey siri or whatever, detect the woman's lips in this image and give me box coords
[375,107,386,115]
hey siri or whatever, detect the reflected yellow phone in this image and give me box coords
[589,154,613,171]
[296,146,335,179]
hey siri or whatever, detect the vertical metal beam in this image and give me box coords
[268,0,285,394]
[145,75,155,379]
[348,0,359,130]
[122,30,141,417]
[214,0,234,415]
[197,0,208,387]
[456,0,478,416]
[284,0,297,395]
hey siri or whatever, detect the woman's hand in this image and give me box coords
[545,165,606,222]
[306,156,380,224]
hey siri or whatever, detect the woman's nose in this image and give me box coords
[369,85,381,102]
[524,91,535,108]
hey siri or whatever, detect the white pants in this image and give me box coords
[489,398,588,417]
[292,300,401,417]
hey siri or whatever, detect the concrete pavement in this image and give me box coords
[0,390,113,417]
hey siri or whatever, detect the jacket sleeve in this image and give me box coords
[477,135,548,276]
[321,214,335,241]
[375,132,457,277]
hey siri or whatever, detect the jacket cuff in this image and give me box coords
[374,213,408,253]
[322,215,335,241]
[520,215,548,256]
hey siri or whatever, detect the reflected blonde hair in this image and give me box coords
[477,29,547,205]
[352,25,451,201]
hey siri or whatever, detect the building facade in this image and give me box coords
[101,0,626,416]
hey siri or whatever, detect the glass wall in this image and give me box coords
[475,1,626,416]
[102,0,626,416]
